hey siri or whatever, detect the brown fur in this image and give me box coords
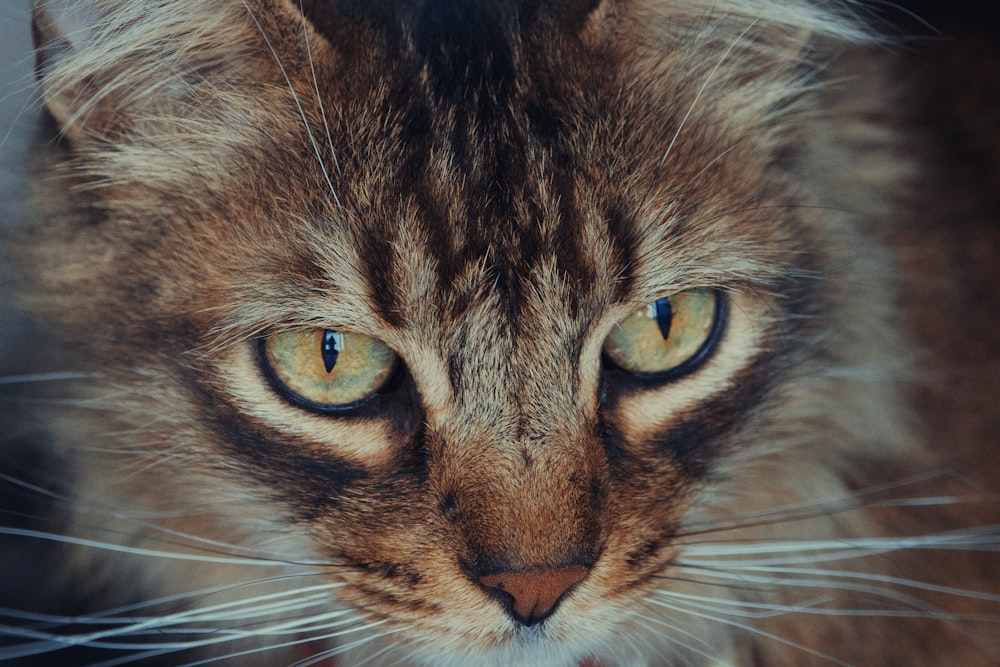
[1,1,997,665]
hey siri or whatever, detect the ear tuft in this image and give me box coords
[31,0,111,140]
[28,0,273,146]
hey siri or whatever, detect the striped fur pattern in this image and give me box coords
[1,0,998,665]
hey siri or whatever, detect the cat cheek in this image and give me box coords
[608,292,766,443]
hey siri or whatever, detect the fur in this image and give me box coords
[1,1,997,665]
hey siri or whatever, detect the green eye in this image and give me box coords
[603,289,724,378]
[262,328,399,410]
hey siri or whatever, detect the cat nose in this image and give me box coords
[477,565,590,626]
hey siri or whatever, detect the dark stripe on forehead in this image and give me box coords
[551,170,597,315]
[314,0,625,330]
[413,0,521,110]
[605,200,640,300]
[356,225,405,329]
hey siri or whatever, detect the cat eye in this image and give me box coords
[603,289,725,379]
[261,328,399,411]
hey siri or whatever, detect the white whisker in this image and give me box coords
[681,527,1000,560]
[0,583,357,661]
[295,0,341,181]
[675,560,1000,605]
[658,19,760,171]
[0,527,300,566]
[237,0,342,210]
[647,595,853,667]
[631,606,732,665]
[0,371,98,385]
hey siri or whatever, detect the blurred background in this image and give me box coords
[1,1,35,231]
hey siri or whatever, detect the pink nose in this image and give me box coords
[478,565,590,626]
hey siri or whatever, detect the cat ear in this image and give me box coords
[28,0,284,147]
[600,0,872,129]
[620,0,871,54]
[31,0,118,142]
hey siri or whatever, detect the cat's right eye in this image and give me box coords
[261,328,399,411]
[603,289,725,380]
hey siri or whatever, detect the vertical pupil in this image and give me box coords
[321,330,342,373]
[654,297,672,339]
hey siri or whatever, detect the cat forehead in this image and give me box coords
[31,0,813,338]
[307,0,600,68]
[283,6,764,308]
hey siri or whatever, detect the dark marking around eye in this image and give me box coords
[654,297,672,340]
[322,330,341,373]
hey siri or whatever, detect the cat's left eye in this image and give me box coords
[603,289,725,380]
[261,328,399,411]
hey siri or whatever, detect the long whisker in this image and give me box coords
[3,465,338,568]
[1,581,375,663]
[677,471,986,537]
[0,526,305,567]
[680,526,1000,560]
[295,0,341,181]
[86,615,384,667]
[673,557,1000,605]
[0,371,99,385]
[293,625,415,667]
[646,595,853,666]
[658,19,761,171]
[0,572,330,627]
[630,603,732,665]
[1,588,352,659]
[237,0,342,210]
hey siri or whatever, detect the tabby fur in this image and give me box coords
[0,0,997,665]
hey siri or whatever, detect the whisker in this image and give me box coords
[677,471,987,537]
[1,583,358,662]
[1,470,340,568]
[189,618,397,667]
[237,0,342,210]
[0,573,334,627]
[680,526,1000,559]
[0,371,98,385]
[86,614,383,667]
[646,595,852,667]
[674,559,1000,605]
[0,526,304,566]
[299,625,415,667]
[657,20,761,171]
[651,585,994,623]
[630,605,732,665]
[294,0,341,181]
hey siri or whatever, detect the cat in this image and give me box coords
[1,0,998,665]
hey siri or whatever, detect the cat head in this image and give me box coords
[16,0,902,663]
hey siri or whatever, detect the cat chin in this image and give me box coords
[370,615,692,667]
[329,617,624,667]
[385,641,605,667]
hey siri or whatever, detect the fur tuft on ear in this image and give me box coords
[31,0,119,142]
[600,0,879,149]
[26,0,341,203]
[28,0,303,147]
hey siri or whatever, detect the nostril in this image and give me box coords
[477,564,590,626]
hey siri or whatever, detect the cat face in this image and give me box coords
[4,1,998,665]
